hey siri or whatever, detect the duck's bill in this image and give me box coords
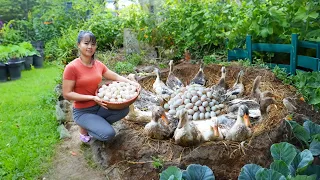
[211,125,219,137]
[161,114,169,125]
[243,114,251,127]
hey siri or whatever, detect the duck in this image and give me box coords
[227,97,276,120]
[211,66,227,102]
[193,118,224,142]
[190,61,206,86]
[153,68,174,101]
[282,97,309,123]
[212,66,227,91]
[173,109,202,147]
[127,73,164,110]
[166,60,184,91]
[225,70,244,98]
[250,76,276,103]
[223,105,252,142]
[283,97,297,113]
[125,104,152,123]
[144,106,172,140]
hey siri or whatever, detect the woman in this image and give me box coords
[63,30,140,143]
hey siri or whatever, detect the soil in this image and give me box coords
[44,62,320,180]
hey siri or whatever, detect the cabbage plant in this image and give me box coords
[160,164,215,180]
[238,142,320,180]
[239,119,320,179]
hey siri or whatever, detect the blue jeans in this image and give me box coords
[73,105,129,141]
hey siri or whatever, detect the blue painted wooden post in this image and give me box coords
[246,35,253,64]
[317,42,320,71]
[290,34,298,75]
[317,42,320,59]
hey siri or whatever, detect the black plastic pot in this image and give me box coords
[33,55,43,68]
[19,58,26,71]
[0,63,8,82]
[24,56,33,70]
[7,61,22,80]
[8,58,25,71]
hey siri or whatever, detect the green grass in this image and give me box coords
[0,64,60,179]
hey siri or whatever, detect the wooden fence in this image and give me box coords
[227,34,320,75]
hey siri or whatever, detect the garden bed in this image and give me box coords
[82,62,320,179]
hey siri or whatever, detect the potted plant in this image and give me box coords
[0,46,10,82]
[19,42,39,70]
[7,44,24,80]
[33,48,44,68]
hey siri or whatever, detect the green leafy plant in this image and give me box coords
[52,27,79,65]
[160,166,182,180]
[0,20,24,45]
[0,46,11,63]
[18,42,39,57]
[292,71,320,109]
[126,53,143,66]
[272,65,293,85]
[114,61,135,74]
[237,59,252,67]
[160,164,215,180]
[7,44,27,59]
[151,156,164,169]
[203,55,219,65]
[287,120,320,153]
[82,10,123,50]
[238,141,319,179]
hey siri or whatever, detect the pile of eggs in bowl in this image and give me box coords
[97,81,138,103]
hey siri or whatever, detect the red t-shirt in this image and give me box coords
[63,58,108,109]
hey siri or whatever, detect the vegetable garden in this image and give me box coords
[0,0,320,179]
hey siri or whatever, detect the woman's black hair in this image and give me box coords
[77,30,97,60]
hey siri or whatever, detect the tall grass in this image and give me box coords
[0,64,60,179]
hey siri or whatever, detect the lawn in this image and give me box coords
[0,64,61,179]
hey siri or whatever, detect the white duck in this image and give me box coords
[144,106,171,140]
[166,60,184,91]
[224,105,252,142]
[190,61,206,86]
[153,68,174,101]
[193,118,224,142]
[174,109,202,147]
[225,70,244,98]
[251,76,276,103]
[212,66,227,91]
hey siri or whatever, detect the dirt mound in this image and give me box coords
[91,62,317,180]
[50,62,320,180]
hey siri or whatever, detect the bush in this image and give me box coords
[114,61,135,74]
[82,11,123,51]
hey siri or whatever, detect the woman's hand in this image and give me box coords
[93,96,108,109]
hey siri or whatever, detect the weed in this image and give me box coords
[237,59,251,67]
[272,65,293,85]
[114,61,135,74]
[96,50,118,70]
[126,53,143,66]
[158,62,167,69]
[151,156,164,169]
[203,54,218,65]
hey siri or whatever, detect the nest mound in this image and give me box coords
[91,62,320,180]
